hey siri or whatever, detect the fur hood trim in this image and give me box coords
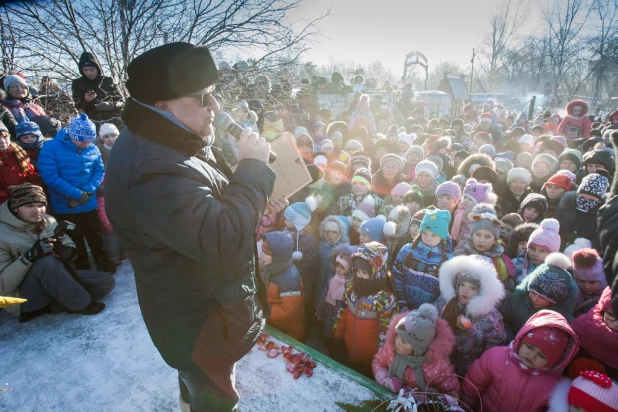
[547,378,572,412]
[386,312,455,361]
[457,153,494,178]
[566,99,589,117]
[319,215,350,244]
[439,255,505,316]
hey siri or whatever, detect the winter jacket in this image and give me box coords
[598,177,618,315]
[573,288,603,318]
[500,269,579,340]
[0,104,17,139]
[497,187,531,217]
[558,100,591,139]
[371,170,402,199]
[316,215,350,302]
[37,128,104,214]
[0,202,75,315]
[0,98,46,124]
[333,243,398,366]
[94,140,112,165]
[104,98,275,372]
[283,226,319,304]
[262,231,305,342]
[554,191,600,251]
[571,287,618,378]
[96,179,113,233]
[392,240,452,311]
[434,255,507,376]
[71,52,124,122]
[513,252,540,284]
[334,192,383,217]
[462,310,580,412]
[0,143,43,205]
[372,312,460,397]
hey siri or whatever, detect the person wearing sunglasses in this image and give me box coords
[0,74,45,125]
[105,42,284,412]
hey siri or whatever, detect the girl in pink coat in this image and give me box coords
[557,100,592,139]
[372,304,460,397]
[462,309,580,412]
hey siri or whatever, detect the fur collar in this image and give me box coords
[438,255,505,316]
[547,378,571,412]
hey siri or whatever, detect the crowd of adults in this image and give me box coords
[2,46,618,411]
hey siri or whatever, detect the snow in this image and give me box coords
[0,262,387,412]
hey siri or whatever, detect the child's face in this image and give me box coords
[388,134,399,144]
[405,202,422,216]
[518,342,549,369]
[395,335,414,356]
[575,278,602,295]
[358,231,372,245]
[382,162,399,179]
[298,145,312,160]
[518,241,528,255]
[352,181,369,196]
[262,253,273,266]
[533,162,550,178]
[528,245,549,265]
[566,129,579,140]
[407,153,421,165]
[376,147,389,159]
[325,229,341,244]
[520,143,532,152]
[329,170,344,185]
[391,193,405,206]
[437,194,457,212]
[410,223,420,239]
[528,290,552,309]
[421,230,442,247]
[333,139,343,150]
[560,159,577,172]
[545,183,566,200]
[587,163,607,174]
[458,281,479,305]
[522,207,540,222]
[352,216,363,230]
[355,268,371,279]
[335,260,349,278]
[416,172,433,189]
[398,141,410,153]
[463,197,475,209]
[323,146,333,155]
[102,133,118,147]
[314,125,325,136]
[19,134,38,144]
[472,229,495,252]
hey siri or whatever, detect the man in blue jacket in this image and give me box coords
[37,113,115,273]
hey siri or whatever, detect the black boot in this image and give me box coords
[67,301,105,315]
[18,306,52,323]
[96,259,117,274]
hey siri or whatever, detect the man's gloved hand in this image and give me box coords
[69,192,91,208]
[95,101,115,112]
[24,239,54,263]
[53,241,78,261]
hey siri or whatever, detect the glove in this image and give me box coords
[53,241,78,261]
[24,239,54,263]
[69,192,91,208]
[384,377,402,393]
[95,101,115,112]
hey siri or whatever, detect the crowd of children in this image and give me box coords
[251,94,618,411]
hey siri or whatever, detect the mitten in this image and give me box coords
[24,239,54,262]
[385,377,402,393]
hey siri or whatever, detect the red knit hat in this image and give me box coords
[544,173,572,191]
[572,248,607,287]
[519,326,570,368]
[568,371,618,412]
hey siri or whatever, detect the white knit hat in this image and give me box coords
[507,167,532,184]
[519,134,534,146]
[415,160,438,179]
[99,123,120,138]
[397,132,416,147]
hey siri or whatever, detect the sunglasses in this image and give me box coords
[192,87,214,108]
[9,84,28,90]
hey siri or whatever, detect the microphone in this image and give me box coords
[214,112,277,163]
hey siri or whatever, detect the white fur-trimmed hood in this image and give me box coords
[547,378,571,412]
[438,255,505,316]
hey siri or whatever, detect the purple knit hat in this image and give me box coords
[527,218,561,253]
[572,248,608,287]
[436,181,462,204]
[463,178,493,204]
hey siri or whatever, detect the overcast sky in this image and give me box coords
[288,0,546,76]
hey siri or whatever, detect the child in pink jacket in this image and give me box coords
[372,304,460,397]
[462,309,580,412]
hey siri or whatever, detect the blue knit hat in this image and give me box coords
[420,209,451,240]
[68,113,97,142]
[15,121,43,139]
[284,202,312,232]
[360,216,387,243]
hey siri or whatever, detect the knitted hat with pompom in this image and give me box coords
[527,218,561,253]
[528,252,573,304]
[572,248,607,287]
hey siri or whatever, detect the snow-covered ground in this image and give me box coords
[1,262,388,412]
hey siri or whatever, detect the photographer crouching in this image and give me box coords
[0,183,116,322]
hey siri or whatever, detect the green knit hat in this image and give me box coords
[420,209,451,240]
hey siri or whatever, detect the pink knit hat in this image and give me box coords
[391,182,413,197]
[572,248,608,288]
[436,181,462,204]
[352,196,376,222]
[527,218,561,253]
[568,371,618,412]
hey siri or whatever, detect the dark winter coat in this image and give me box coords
[71,52,124,122]
[104,98,275,373]
[0,103,17,139]
[554,191,601,251]
[497,187,531,217]
[599,189,618,315]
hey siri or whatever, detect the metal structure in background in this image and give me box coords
[402,51,428,91]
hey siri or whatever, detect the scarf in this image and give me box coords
[260,258,294,288]
[414,178,439,199]
[17,139,44,152]
[132,98,214,146]
[2,99,45,122]
[353,276,388,298]
[325,274,348,305]
[389,354,429,389]
[575,195,600,213]
[409,240,446,267]
[103,143,113,152]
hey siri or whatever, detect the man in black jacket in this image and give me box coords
[104,43,279,412]
[71,52,124,123]
[599,130,618,315]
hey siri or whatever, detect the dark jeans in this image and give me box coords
[18,255,116,312]
[178,364,239,412]
[55,209,108,267]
